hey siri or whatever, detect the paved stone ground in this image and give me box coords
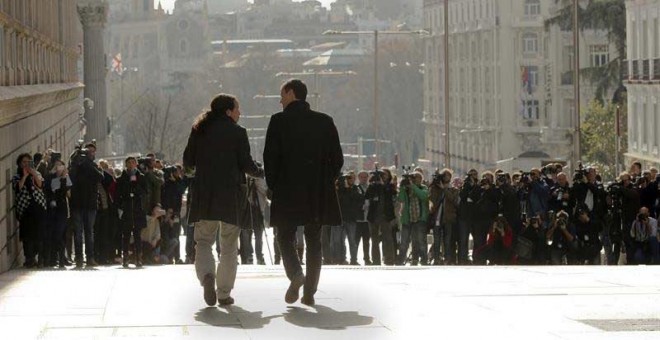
[0,264,659,339]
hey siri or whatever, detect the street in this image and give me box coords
[1,263,659,339]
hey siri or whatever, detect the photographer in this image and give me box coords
[44,159,72,268]
[365,168,397,266]
[458,169,479,264]
[472,172,501,265]
[527,168,550,220]
[517,215,547,265]
[69,142,104,268]
[630,207,658,264]
[140,156,164,218]
[546,211,576,265]
[161,166,186,264]
[484,216,514,265]
[609,172,639,265]
[497,173,521,236]
[335,172,363,265]
[95,159,118,265]
[572,167,608,229]
[429,169,460,265]
[549,172,574,217]
[117,157,148,268]
[574,208,602,265]
[396,171,430,265]
[637,171,657,214]
[355,171,371,265]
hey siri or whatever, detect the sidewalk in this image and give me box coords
[0,265,659,339]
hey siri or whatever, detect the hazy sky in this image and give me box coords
[158,0,336,12]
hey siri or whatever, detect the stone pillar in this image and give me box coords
[77,1,109,154]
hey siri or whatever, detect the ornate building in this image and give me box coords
[422,0,614,174]
[0,0,83,272]
[624,0,660,168]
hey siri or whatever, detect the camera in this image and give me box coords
[369,165,384,183]
[573,162,588,183]
[431,169,443,186]
[163,165,177,179]
[137,157,151,172]
[496,173,507,186]
[637,213,648,222]
[50,152,62,165]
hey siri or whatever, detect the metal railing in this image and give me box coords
[654,59,660,80]
[643,59,650,81]
[622,59,629,80]
[632,60,640,80]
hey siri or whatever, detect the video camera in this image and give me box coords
[137,157,152,172]
[369,164,385,183]
[431,168,443,186]
[163,165,177,179]
[400,165,416,187]
[573,162,588,183]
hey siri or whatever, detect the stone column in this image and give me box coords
[77,0,109,154]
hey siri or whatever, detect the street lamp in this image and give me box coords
[323,29,429,163]
[275,70,356,110]
[573,0,589,171]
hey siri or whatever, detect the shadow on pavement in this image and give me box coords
[195,305,280,329]
[283,304,374,330]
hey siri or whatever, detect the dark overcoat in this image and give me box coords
[183,114,262,225]
[264,100,344,228]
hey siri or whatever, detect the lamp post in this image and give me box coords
[573,0,589,170]
[444,0,450,169]
[323,29,429,163]
[275,70,356,110]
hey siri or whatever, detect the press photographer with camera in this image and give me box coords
[161,165,186,264]
[69,142,104,268]
[629,207,658,264]
[574,207,602,265]
[396,170,429,265]
[117,157,148,268]
[571,166,608,227]
[517,214,547,265]
[44,159,72,268]
[458,169,479,264]
[335,172,363,265]
[365,168,397,266]
[483,216,514,265]
[637,171,657,215]
[496,172,522,236]
[471,172,501,265]
[608,172,640,265]
[355,171,372,265]
[429,169,460,265]
[549,172,574,217]
[527,168,551,221]
[546,210,576,265]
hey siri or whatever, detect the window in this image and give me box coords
[523,33,538,54]
[524,0,541,16]
[655,18,659,58]
[642,102,648,149]
[590,45,609,67]
[180,39,188,54]
[524,100,540,119]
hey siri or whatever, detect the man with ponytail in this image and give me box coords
[183,94,264,306]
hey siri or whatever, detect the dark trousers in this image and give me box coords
[277,224,322,298]
[321,225,332,263]
[94,209,115,263]
[240,229,254,264]
[19,208,44,266]
[121,224,143,261]
[72,209,97,262]
[356,221,370,262]
[45,210,68,266]
[370,220,395,265]
[471,219,490,265]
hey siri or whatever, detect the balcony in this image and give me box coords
[642,59,650,81]
[654,59,660,81]
[622,59,629,80]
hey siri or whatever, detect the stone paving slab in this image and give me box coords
[0,265,659,339]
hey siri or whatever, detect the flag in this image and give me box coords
[112,53,123,75]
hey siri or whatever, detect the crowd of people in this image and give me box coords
[10,140,660,269]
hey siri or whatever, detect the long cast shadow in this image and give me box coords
[283,304,375,330]
[194,305,280,329]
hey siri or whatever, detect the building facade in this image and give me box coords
[0,0,83,272]
[423,0,614,174]
[624,0,660,168]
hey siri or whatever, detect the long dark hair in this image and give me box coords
[192,94,237,133]
[15,153,31,175]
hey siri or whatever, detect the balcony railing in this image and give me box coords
[654,59,660,80]
[622,59,629,80]
[632,60,640,80]
[643,59,650,81]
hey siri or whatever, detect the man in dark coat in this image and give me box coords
[264,79,343,306]
[183,94,263,307]
[69,143,104,268]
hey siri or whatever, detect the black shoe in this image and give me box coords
[364,260,372,266]
[75,260,83,269]
[63,259,73,266]
[301,295,315,306]
[257,258,266,265]
[175,259,184,265]
[274,260,281,265]
[122,258,129,268]
[285,274,305,304]
[136,260,143,268]
[202,274,217,306]
[218,296,234,306]
[350,260,359,265]
[86,259,98,267]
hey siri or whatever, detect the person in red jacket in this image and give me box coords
[486,216,514,265]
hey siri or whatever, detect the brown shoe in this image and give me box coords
[300,295,315,306]
[285,274,305,304]
[202,274,217,306]
[218,296,235,306]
